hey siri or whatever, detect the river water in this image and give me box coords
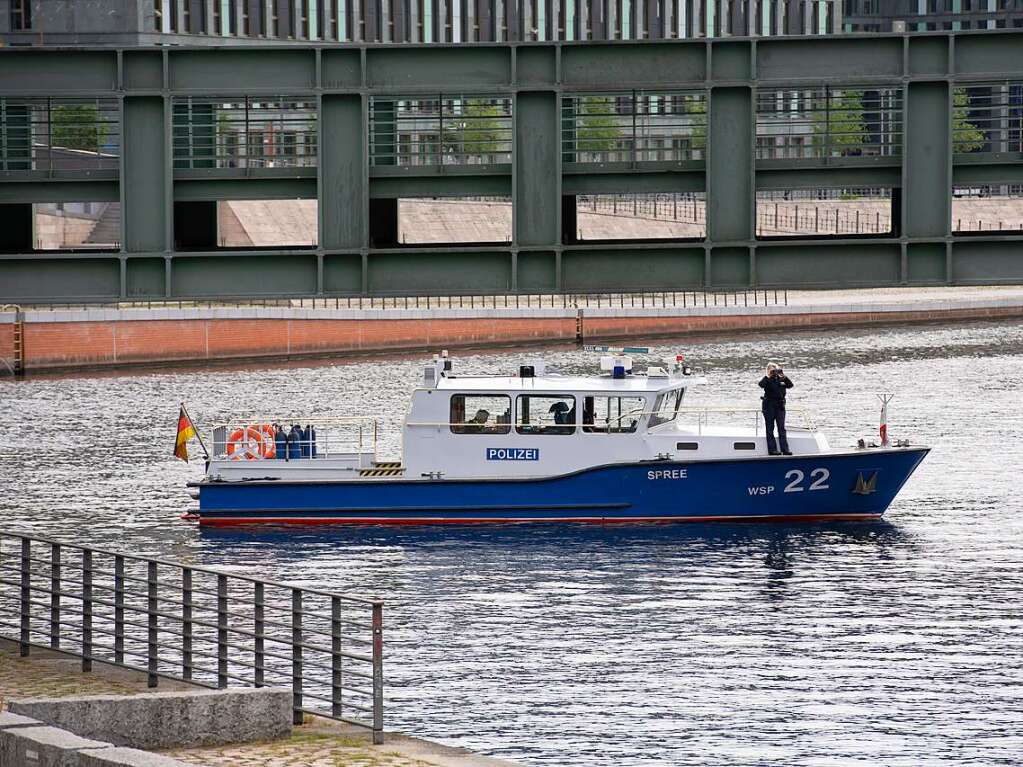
[3,319,1022,766]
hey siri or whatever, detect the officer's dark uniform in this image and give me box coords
[758,371,794,455]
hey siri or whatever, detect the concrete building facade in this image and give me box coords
[0,0,841,45]
[843,0,1023,33]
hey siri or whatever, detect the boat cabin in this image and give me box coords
[400,354,828,479]
[203,352,829,483]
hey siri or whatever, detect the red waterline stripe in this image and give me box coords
[196,513,884,527]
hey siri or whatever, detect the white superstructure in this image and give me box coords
[201,351,829,484]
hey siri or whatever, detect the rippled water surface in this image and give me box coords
[3,319,1023,765]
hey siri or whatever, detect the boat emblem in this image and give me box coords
[852,471,878,495]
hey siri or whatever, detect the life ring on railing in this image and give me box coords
[226,425,276,461]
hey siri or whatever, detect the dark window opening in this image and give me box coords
[649,389,684,427]
[733,442,757,450]
[574,193,706,243]
[583,396,646,433]
[450,395,512,435]
[756,188,895,240]
[517,395,576,435]
[676,442,699,451]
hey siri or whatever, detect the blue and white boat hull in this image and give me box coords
[192,447,929,526]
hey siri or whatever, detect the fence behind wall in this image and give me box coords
[0,531,386,744]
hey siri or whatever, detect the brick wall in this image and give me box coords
[15,305,1023,372]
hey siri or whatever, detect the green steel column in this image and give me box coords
[122,96,168,253]
[706,86,753,243]
[320,94,366,250]
[903,81,951,239]
[515,91,559,247]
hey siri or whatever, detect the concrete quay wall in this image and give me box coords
[3,294,1023,373]
[8,688,293,750]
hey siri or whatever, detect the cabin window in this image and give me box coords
[582,396,646,433]
[676,442,699,451]
[450,394,511,434]
[733,442,756,450]
[649,389,684,427]
[516,395,575,435]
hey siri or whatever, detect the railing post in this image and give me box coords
[372,602,384,745]
[81,549,92,672]
[181,568,193,681]
[147,560,158,688]
[49,543,60,649]
[114,556,124,664]
[217,574,228,689]
[254,582,265,688]
[19,538,30,656]
[331,596,342,718]
[292,588,303,725]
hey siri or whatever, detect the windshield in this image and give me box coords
[648,389,684,428]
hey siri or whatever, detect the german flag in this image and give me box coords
[174,405,197,462]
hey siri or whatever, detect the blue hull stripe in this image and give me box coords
[196,449,929,526]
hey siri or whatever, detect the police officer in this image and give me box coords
[759,362,793,456]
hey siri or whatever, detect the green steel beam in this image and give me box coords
[0,31,1022,302]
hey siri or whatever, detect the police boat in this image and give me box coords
[186,351,929,526]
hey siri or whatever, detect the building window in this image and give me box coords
[214,0,222,33]
[153,0,163,31]
[229,0,238,33]
[272,1,280,35]
[183,0,191,31]
[302,0,310,36]
[9,0,31,30]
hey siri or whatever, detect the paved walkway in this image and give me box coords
[0,640,515,767]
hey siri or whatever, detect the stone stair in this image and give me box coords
[86,203,121,246]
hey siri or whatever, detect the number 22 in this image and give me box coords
[784,468,831,493]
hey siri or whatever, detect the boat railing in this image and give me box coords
[403,406,816,436]
[209,417,380,461]
[675,406,816,435]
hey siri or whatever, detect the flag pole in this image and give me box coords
[876,393,894,447]
[182,402,210,460]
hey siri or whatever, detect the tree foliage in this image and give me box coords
[51,104,107,153]
[445,99,505,160]
[576,96,621,154]
[952,88,984,153]
[684,96,707,154]
[811,89,867,157]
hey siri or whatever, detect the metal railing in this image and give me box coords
[171,96,318,170]
[0,97,121,174]
[755,85,904,161]
[15,289,788,312]
[677,406,817,436]
[561,91,707,165]
[210,417,380,461]
[952,83,1023,158]
[0,532,385,744]
[369,95,513,167]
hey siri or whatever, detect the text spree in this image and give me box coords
[647,469,688,480]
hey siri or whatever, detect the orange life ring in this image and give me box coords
[226,424,276,461]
